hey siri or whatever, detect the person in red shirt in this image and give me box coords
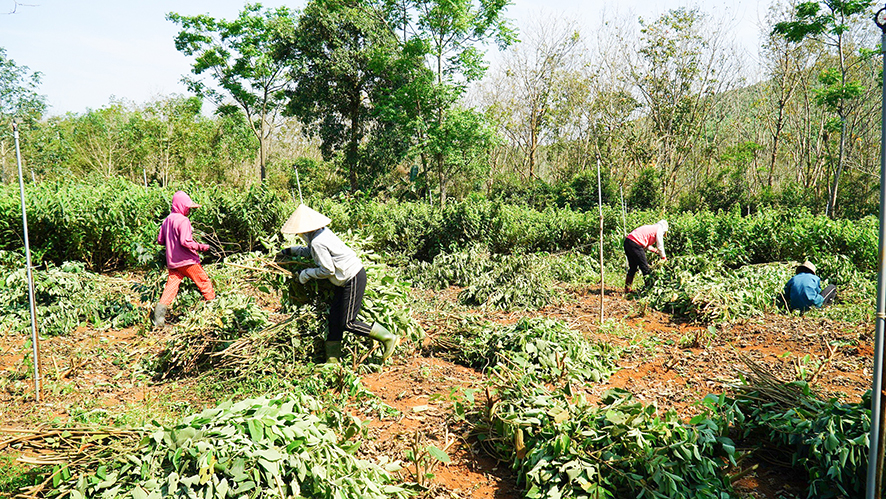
[623,220,669,294]
[152,191,215,327]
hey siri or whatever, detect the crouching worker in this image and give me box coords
[783,260,836,312]
[278,204,398,364]
[153,191,215,327]
[624,220,669,294]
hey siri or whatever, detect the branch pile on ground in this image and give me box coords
[639,257,797,322]
[0,251,141,336]
[0,427,144,499]
[720,352,871,497]
[152,292,271,378]
[2,394,408,499]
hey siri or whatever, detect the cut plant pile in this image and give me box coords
[0,279,874,499]
[2,394,408,499]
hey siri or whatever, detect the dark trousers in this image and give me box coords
[624,237,650,279]
[328,267,373,342]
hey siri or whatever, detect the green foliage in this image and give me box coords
[638,257,797,322]
[50,394,407,499]
[485,318,620,384]
[436,317,620,385]
[481,382,735,498]
[284,0,414,191]
[168,3,297,180]
[0,179,290,271]
[717,380,871,498]
[627,167,662,210]
[405,245,564,310]
[0,252,139,336]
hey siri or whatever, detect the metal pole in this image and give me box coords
[294,164,303,205]
[12,120,40,403]
[596,156,604,323]
[143,168,148,191]
[868,10,886,498]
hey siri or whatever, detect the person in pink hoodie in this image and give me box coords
[623,220,669,294]
[152,191,215,327]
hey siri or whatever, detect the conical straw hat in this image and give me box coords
[281,204,331,234]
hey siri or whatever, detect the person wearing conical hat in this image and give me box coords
[623,220,669,294]
[783,260,836,312]
[278,204,398,364]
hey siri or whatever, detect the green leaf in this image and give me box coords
[426,445,450,463]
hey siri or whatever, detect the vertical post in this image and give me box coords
[30,171,35,183]
[143,168,148,191]
[596,156,604,323]
[868,8,886,498]
[12,120,40,403]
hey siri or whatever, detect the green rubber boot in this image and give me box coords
[325,341,342,364]
[368,323,398,363]
[152,303,167,328]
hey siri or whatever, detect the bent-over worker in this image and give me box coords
[623,220,669,294]
[278,204,398,364]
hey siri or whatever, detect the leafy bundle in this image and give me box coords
[639,257,798,322]
[718,355,871,497]
[481,383,735,498]
[153,293,271,377]
[0,252,140,336]
[404,245,561,310]
[46,394,407,499]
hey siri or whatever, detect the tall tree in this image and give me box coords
[397,0,514,204]
[168,4,297,182]
[489,16,583,179]
[283,0,415,192]
[621,8,739,203]
[773,0,873,217]
[0,47,46,182]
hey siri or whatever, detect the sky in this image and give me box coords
[0,0,766,116]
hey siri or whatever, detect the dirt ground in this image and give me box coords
[0,285,872,498]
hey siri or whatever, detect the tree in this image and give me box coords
[0,47,46,182]
[396,0,514,204]
[487,16,584,179]
[773,0,874,217]
[621,8,739,203]
[168,3,297,182]
[283,0,415,192]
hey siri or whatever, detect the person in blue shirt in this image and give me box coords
[783,261,836,312]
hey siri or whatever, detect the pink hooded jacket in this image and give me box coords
[157,191,209,269]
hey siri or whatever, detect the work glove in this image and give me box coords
[276,247,291,259]
[298,269,311,285]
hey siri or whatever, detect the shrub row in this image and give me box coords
[0,178,289,271]
[0,179,877,275]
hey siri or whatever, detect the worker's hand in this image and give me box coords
[298,269,311,285]
[199,244,210,252]
[661,257,668,262]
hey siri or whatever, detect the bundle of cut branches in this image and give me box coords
[0,427,143,499]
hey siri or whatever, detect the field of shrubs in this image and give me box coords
[0,179,878,498]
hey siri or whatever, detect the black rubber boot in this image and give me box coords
[368,323,398,363]
[152,303,167,328]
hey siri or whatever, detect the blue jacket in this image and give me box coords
[784,273,823,311]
